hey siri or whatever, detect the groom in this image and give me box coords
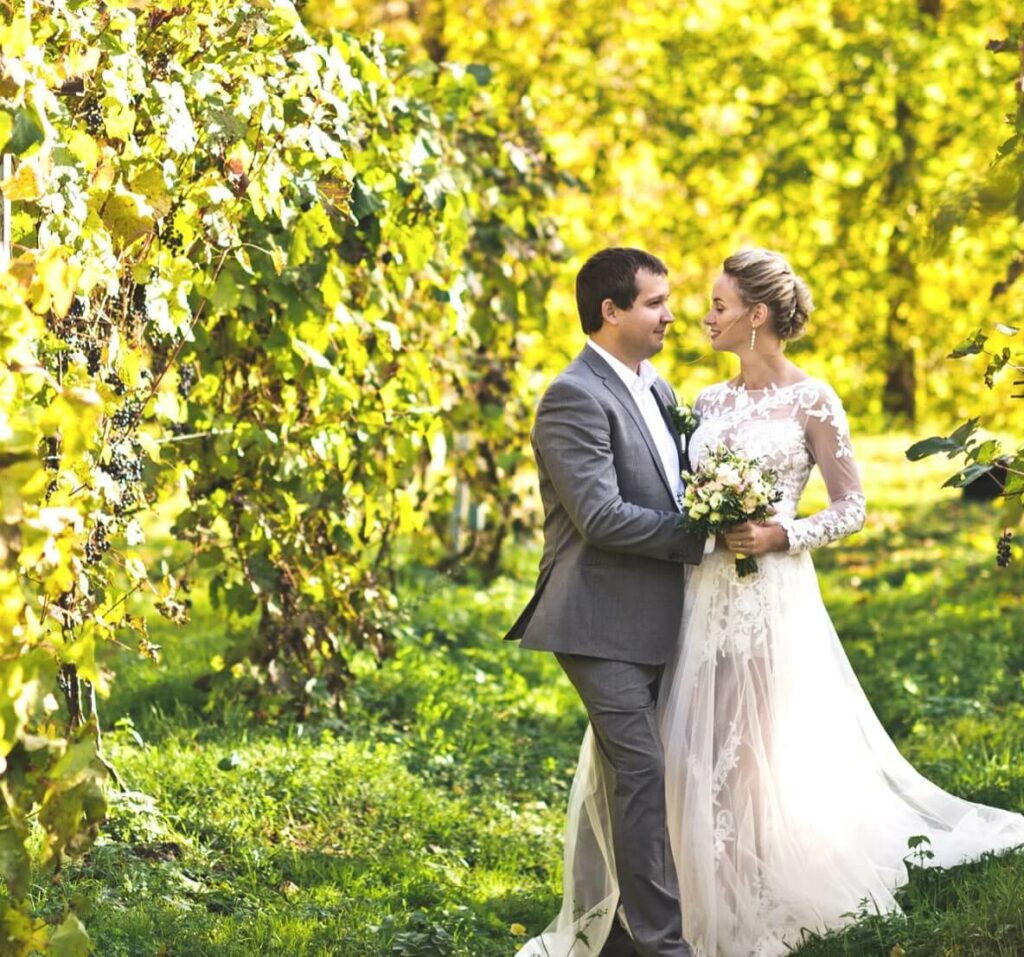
[506,248,708,957]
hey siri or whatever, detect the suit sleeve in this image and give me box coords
[533,378,706,564]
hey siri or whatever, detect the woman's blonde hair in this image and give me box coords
[723,248,814,340]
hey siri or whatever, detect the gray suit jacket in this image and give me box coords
[505,347,706,664]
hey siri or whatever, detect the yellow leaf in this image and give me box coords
[63,47,101,78]
[510,923,527,936]
[0,16,33,58]
[67,129,99,171]
[0,112,12,154]
[36,249,82,317]
[269,241,286,276]
[1,161,43,202]
[40,389,101,454]
[135,429,161,463]
[130,164,172,218]
[101,186,154,248]
[62,628,109,696]
[124,555,148,583]
[102,98,136,141]
[91,161,117,193]
[395,488,424,533]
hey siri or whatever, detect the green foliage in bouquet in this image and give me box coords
[680,445,782,577]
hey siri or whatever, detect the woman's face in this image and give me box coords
[703,273,753,354]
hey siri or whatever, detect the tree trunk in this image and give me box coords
[881,0,942,423]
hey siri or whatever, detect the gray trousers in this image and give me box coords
[557,654,693,957]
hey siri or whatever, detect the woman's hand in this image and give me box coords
[722,521,789,556]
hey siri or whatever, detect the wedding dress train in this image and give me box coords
[517,378,1024,957]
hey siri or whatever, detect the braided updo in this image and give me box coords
[722,248,814,340]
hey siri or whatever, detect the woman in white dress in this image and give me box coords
[517,248,1024,957]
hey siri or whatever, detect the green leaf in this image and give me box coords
[905,436,955,461]
[291,336,333,371]
[7,106,44,155]
[49,911,92,957]
[350,180,385,219]
[906,419,980,461]
[466,63,493,86]
[0,809,30,900]
[1002,492,1024,527]
[971,439,1002,465]
[948,330,987,358]
[942,463,995,489]
[217,752,242,772]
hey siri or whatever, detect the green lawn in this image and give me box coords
[27,435,1024,956]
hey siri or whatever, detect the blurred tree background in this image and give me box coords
[307,0,1024,427]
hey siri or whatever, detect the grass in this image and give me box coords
[24,434,1024,956]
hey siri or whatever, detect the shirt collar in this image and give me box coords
[587,340,659,395]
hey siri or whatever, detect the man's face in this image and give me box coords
[608,269,673,362]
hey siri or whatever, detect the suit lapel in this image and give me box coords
[650,385,690,474]
[579,349,678,501]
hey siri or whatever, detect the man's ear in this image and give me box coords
[601,298,618,326]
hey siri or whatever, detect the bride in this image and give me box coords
[517,248,1024,957]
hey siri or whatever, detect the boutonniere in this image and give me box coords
[668,400,700,439]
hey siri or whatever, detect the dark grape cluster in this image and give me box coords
[111,398,143,433]
[83,100,103,136]
[101,445,143,484]
[105,371,126,396]
[161,222,184,252]
[997,530,1013,568]
[85,343,102,375]
[85,525,110,564]
[178,363,198,398]
[152,51,171,78]
[106,292,124,322]
[159,202,185,252]
[114,486,139,518]
[131,284,148,322]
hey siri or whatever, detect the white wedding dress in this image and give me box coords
[517,378,1024,957]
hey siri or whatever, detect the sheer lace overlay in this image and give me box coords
[516,377,1024,957]
[691,379,866,554]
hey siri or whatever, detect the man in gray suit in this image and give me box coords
[506,248,708,957]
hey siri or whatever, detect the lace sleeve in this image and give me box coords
[778,384,867,553]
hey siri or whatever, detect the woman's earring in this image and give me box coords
[750,326,757,351]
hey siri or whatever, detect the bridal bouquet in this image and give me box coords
[680,445,782,577]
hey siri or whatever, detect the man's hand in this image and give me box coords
[722,521,789,556]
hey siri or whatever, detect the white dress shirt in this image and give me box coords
[587,340,682,504]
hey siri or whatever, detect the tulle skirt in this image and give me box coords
[516,549,1024,957]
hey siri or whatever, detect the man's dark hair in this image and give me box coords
[575,247,668,335]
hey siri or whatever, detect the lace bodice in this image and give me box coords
[689,378,866,552]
